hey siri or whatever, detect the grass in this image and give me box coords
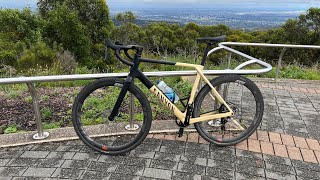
[41,107,52,120]
[43,122,61,130]
[4,124,17,134]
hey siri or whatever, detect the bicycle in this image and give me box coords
[72,36,264,155]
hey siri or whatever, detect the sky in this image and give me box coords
[0,0,319,9]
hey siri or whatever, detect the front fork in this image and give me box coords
[108,76,133,121]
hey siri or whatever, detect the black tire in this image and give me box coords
[194,75,264,146]
[72,78,152,155]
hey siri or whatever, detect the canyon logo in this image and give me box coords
[151,86,176,112]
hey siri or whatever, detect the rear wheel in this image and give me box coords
[72,78,152,155]
[194,75,263,146]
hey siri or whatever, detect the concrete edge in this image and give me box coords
[0,120,196,148]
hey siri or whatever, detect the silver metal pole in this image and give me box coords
[275,48,287,82]
[27,83,49,140]
[227,52,232,69]
[125,90,139,131]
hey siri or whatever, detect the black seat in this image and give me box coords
[196,35,226,44]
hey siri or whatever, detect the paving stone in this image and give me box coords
[65,140,83,146]
[159,146,184,155]
[150,159,178,170]
[273,144,289,158]
[265,170,296,180]
[296,169,320,179]
[0,167,27,177]
[136,144,161,152]
[236,164,265,177]
[177,162,206,175]
[280,134,295,146]
[56,145,83,152]
[237,156,264,168]
[20,151,49,159]
[80,170,110,180]
[61,160,90,169]
[109,173,139,180]
[235,149,263,160]
[260,141,274,155]
[207,159,235,170]
[185,142,209,151]
[305,139,320,151]
[52,168,84,179]
[287,146,303,161]
[123,157,151,167]
[142,138,162,145]
[210,147,236,163]
[88,161,117,172]
[12,177,44,180]
[31,144,60,151]
[46,152,75,159]
[0,159,10,167]
[235,172,265,180]
[291,160,320,172]
[265,162,295,175]
[162,140,185,149]
[8,158,38,167]
[185,148,209,158]
[115,164,144,176]
[300,148,318,163]
[171,171,201,180]
[129,150,155,159]
[34,159,64,168]
[154,152,180,162]
[98,154,127,163]
[143,168,172,180]
[72,152,100,160]
[206,167,234,179]
[0,151,23,159]
[22,168,55,177]
[193,157,207,166]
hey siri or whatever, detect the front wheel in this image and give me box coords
[72,78,152,155]
[193,75,264,146]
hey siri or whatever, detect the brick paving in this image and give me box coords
[0,80,320,179]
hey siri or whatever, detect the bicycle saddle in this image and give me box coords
[196,35,226,44]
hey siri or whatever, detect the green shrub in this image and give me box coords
[4,125,17,134]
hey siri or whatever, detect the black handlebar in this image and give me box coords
[106,39,143,66]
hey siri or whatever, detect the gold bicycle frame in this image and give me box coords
[149,62,234,124]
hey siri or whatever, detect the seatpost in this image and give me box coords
[200,43,213,66]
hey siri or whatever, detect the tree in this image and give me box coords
[299,7,320,44]
[0,8,43,66]
[116,11,136,24]
[38,0,114,66]
[42,3,91,65]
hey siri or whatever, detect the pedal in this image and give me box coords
[178,128,184,137]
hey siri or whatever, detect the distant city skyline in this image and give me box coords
[0,0,318,9]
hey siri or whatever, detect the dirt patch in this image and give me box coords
[0,87,79,133]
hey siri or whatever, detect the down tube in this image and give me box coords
[149,86,186,122]
[136,71,186,122]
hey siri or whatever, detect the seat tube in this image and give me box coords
[200,43,212,66]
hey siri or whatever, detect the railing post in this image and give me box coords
[125,90,139,131]
[26,83,49,140]
[227,52,232,69]
[275,47,287,82]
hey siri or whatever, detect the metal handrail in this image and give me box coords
[213,42,320,81]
